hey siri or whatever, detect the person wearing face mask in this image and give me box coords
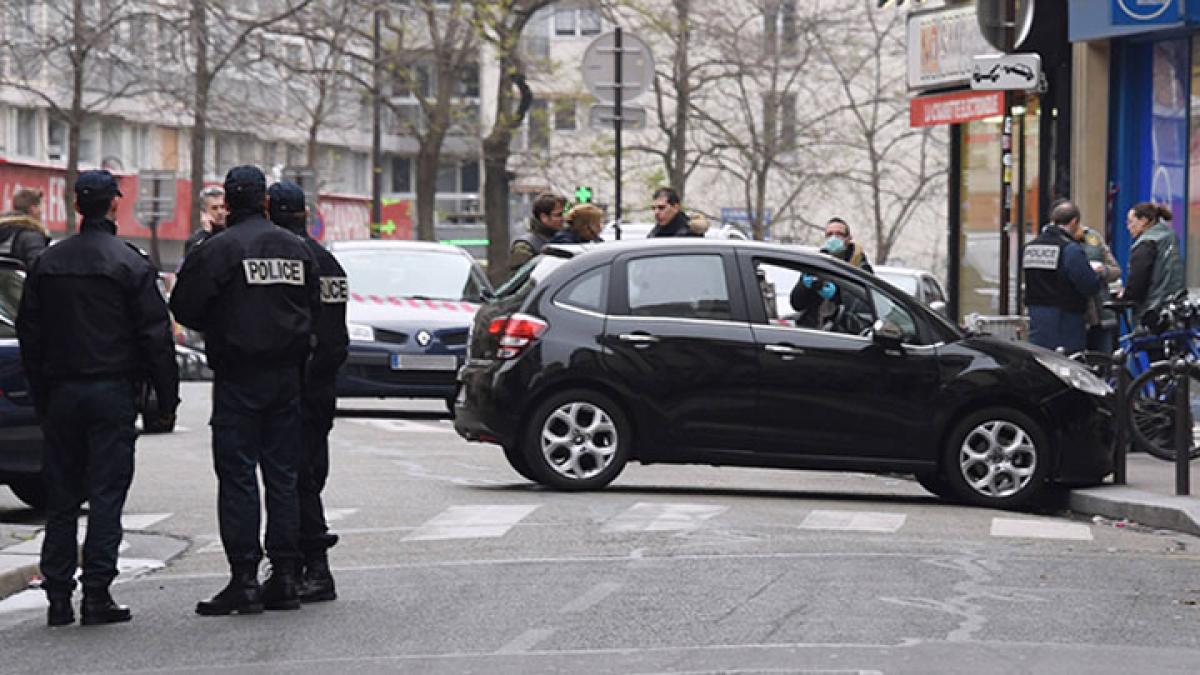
[1121,201,1185,324]
[1022,200,1104,353]
[819,218,873,273]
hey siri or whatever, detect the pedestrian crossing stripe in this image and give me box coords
[990,517,1094,541]
[602,503,728,533]
[346,419,454,434]
[798,510,907,533]
[404,504,540,541]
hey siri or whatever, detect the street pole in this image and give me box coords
[1014,103,1026,312]
[370,7,384,237]
[1174,358,1191,496]
[997,0,1016,315]
[149,177,161,271]
[614,26,623,235]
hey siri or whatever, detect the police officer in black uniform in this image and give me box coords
[267,181,348,602]
[170,165,320,616]
[1023,200,1103,353]
[17,170,179,627]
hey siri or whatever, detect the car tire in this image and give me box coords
[502,444,538,483]
[520,389,630,491]
[8,477,47,510]
[942,407,1050,509]
[914,471,956,502]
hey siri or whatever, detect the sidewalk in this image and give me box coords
[0,522,41,602]
[1068,453,1200,537]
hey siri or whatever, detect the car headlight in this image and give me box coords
[1034,354,1112,397]
[347,322,375,342]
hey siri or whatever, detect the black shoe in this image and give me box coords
[81,588,132,626]
[46,592,74,627]
[298,553,337,603]
[196,568,263,616]
[261,561,301,611]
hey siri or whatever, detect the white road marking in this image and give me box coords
[121,513,173,531]
[403,505,540,541]
[495,627,557,654]
[348,419,453,434]
[798,510,907,533]
[990,517,1093,541]
[0,513,173,555]
[602,503,728,533]
[558,581,622,614]
[324,508,359,523]
[0,590,43,614]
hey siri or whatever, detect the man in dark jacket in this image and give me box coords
[1023,200,1103,353]
[0,188,51,267]
[182,186,228,259]
[509,193,564,274]
[171,165,320,617]
[820,218,874,273]
[648,187,702,238]
[17,170,179,627]
[267,181,349,603]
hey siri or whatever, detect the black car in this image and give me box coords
[0,258,44,508]
[455,240,1114,509]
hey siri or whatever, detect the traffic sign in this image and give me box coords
[588,104,647,131]
[975,0,1034,53]
[581,31,655,104]
[970,53,1042,91]
[135,169,176,221]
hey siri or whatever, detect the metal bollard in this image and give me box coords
[1114,350,1129,485]
[1174,357,1191,496]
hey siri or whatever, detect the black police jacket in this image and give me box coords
[16,217,179,412]
[301,235,349,380]
[1023,225,1100,314]
[170,212,320,373]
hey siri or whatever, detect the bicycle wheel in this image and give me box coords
[1126,363,1200,461]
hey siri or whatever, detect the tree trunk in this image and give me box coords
[415,128,446,242]
[64,0,85,232]
[670,0,689,200]
[483,57,518,285]
[188,0,209,235]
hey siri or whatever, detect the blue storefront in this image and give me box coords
[1071,0,1200,286]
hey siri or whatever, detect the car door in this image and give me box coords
[743,254,942,464]
[601,248,761,455]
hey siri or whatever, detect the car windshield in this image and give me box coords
[334,249,481,302]
[878,271,919,296]
[493,254,570,300]
[0,267,24,338]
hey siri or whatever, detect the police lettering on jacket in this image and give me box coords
[319,276,348,304]
[243,258,305,285]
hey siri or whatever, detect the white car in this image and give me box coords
[599,220,749,241]
[875,265,949,318]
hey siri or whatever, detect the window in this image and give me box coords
[870,288,919,344]
[16,108,37,158]
[391,156,412,193]
[47,118,66,161]
[436,162,458,192]
[553,8,577,36]
[781,93,796,150]
[627,255,732,320]
[528,100,549,151]
[922,277,946,305]
[554,100,577,131]
[460,160,480,193]
[755,259,874,336]
[579,8,601,35]
[556,267,608,313]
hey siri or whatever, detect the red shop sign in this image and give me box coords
[909,90,1005,128]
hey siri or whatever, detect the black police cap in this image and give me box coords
[75,170,123,201]
[268,181,306,214]
[224,165,266,197]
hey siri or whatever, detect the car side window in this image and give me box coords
[870,288,920,343]
[626,254,731,320]
[755,259,873,336]
[922,276,945,304]
[556,266,608,313]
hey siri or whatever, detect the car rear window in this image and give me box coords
[493,254,570,301]
[555,266,608,313]
[627,254,731,320]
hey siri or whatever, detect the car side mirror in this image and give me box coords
[929,300,947,317]
[871,319,905,349]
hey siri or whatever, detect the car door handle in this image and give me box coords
[618,333,660,347]
[764,344,804,355]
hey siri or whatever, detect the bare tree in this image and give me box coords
[807,0,946,264]
[0,0,170,231]
[473,0,557,283]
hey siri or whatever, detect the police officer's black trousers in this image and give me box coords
[299,380,337,554]
[40,379,138,595]
[210,367,303,568]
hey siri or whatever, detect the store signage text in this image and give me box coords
[910,91,1005,128]
[907,5,1000,90]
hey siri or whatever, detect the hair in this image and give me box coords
[78,196,113,219]
[200,186,225,202]
[825,217,851,236]
[532,193,565,219]
[1049,201,1081,226]
[1132,201,1173,223]
[566,203,604,233]
[12,188,42,214]
[652,187,680,206]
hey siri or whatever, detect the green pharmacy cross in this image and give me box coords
[574,186,594,204]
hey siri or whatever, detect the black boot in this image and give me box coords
[298,552,337,603]
[261,560,301,611]
[196,566,263,616]
[46,591,74,627]
[81,587,132,626]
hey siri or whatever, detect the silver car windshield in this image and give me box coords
[878,272,919,296]
[334,250,477,301]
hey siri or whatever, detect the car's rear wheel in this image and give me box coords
[942,407,1050,509]
[502,444,538,483]
[521,389,630,491]
[7,477,46,510]
[914,471,955,501]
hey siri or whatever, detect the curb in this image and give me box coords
[1068,486,1200,537]
[0,562,39,602]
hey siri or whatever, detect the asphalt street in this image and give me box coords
[1,382,1198,674]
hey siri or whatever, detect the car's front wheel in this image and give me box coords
[942,407,1050,509]
[7,477,47,510]
[520,389,630,491]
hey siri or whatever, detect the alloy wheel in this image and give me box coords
[958,419,1037,499]
[540,402,619,480]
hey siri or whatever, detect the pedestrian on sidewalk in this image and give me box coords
[1122,202,1186,325]
[0,188,51,268]
[1023,200,1104,353]
[17,170,180,627]
[268,181,348,603]
[171,165,320,617]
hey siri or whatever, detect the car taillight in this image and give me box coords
[487,313,548,360]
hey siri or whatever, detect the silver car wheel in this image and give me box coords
[958,419,1037,499]
[540,402,618,480]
